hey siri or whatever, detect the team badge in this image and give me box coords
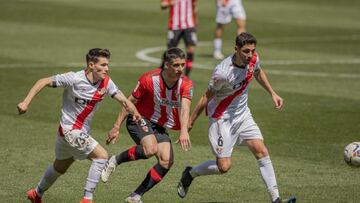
[98,88,107,95]
[216,147,224,154]
[139,119,149,132]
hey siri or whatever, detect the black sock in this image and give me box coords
[134,164,169,196]
[115,145,148,165]
[185,52,194,76]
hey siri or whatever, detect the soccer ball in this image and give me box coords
[343,142,360,166]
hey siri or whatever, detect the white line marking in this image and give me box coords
[134,42,360,79]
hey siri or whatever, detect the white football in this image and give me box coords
[344,142,360,166]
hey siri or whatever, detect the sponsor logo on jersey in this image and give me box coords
[233,78,247,90]
[159,98,180,108]
[75,97,92,105]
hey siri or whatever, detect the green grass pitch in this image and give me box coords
[0,0,359,202]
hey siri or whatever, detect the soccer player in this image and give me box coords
[160,0,197,76]
[18,48,141,203]
[213,0,247,60]
[101,47,193,203]
[177,33,297,203]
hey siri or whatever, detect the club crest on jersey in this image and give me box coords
[98,88,107,95]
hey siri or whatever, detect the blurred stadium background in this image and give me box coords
[1,0,359,202]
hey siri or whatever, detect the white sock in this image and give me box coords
[83,159,107,200]
[190,160,220,178]
[214,38,222,53]
[258,156,279,202]
[36,165,62,197]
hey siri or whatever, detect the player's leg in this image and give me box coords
[231,0,247,35]
[214,23,225,60]
[27,133,76,203]
[235,18,246,34]
[183,28,197,76]
[80,143,108,202]
[246,139,282,203]
[213,3,231,60]
[178,118,236,198]
[27,157,74,203]
[126,132,172,202]
[101,117,155,183]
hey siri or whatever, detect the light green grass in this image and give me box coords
[1,0,360,202]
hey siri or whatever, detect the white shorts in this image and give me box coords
[216,0,246,24]
[55,128,98,160]
[208,112,262,158]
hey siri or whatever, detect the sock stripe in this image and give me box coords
[150,167,162,182]
[128,145,137,160]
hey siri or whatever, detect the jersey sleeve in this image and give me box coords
[181,79,194,100]
[107,78,122,98]
[52,72,76,88]
[132,76,147,99]
[208,67,226,91]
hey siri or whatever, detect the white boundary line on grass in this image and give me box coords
[135,42,360,79]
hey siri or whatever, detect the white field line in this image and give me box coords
[134,44,360,79]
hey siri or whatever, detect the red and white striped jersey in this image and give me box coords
[52,70,120,134]
[207,53,260,119]
[168,0,196,30]
[132,68,193,130]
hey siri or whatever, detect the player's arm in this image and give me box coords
[176,97,192,151]
[17,77,53,114]
[160,0,174,10]
[188,89,215,130]
[254,67,283,110]
[108,93,140,144]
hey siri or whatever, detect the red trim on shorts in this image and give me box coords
[72,76,109,129]
[128,145,137,161]
[150,167,163,182]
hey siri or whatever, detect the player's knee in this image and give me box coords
[254,147,269,159]
[143,144,158,157]
[217,162,231,173]
[97,150,108,160]
[158,158,173,169]
[53,163,69,174]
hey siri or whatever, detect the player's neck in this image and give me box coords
[161,71,178,88]
[232,55,247,69]
[85,69,101,85]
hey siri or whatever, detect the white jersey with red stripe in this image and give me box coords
[207,53,260,119]
[168,0,196,30]
[52,70,120,134]
[132,68,193,130]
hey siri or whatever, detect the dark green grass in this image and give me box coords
[1,0,360,202]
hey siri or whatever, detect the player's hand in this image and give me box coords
[132,112,142,123]
[106,127,119,145]
[271,93,284,110]
[176,131,191,151]
[17,101,28,115]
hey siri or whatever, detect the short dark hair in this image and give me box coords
[164,47,186,64]
[235,32,257,48]
[86,48,111,65]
